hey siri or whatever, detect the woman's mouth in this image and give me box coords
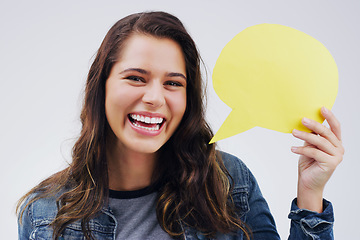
[128,114,165,132]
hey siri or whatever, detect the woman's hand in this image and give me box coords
[291,107,344,212]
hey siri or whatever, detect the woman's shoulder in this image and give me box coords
[217,150,251,189]
[18,189,116,239]
[20,191,61,225]
[18,191,61,239]
[218,150,249,170]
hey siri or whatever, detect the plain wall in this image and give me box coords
[1,0,359,238]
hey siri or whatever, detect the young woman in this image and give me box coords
[17,11,344,240]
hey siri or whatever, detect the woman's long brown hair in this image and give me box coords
[17,11,250,239]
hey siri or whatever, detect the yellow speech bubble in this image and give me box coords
[210,24,338,143]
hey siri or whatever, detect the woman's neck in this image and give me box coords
[107,140,157,191]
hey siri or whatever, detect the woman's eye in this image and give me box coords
[126,76,144,82]
[165,81,183,87]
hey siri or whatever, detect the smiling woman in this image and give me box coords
[105,34,187,155]
[17,11,343,240]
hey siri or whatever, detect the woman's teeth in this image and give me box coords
[130,114,164,124]
[132,122,160,131]
[129,114,164,131]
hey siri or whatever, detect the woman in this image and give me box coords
[17,11,344,239]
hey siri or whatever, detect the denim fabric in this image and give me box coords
[288,198,334,240]
[18,151,334,239]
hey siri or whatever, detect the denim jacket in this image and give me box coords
[18,151,334,239]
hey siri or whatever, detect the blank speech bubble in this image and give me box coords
[210,24,338,143]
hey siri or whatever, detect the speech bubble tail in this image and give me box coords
[209,110,254,144]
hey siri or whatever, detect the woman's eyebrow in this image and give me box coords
[120,68,148,75]
[120,68,186,80]
[167,72,187,81]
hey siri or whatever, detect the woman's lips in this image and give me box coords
[128,113,166,136]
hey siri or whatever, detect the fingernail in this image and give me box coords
[322,106,329,115]
[291,147,298,153]
[292,129,300,136]
[302,117,311,125]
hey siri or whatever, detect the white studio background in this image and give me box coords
[1,0,359,238]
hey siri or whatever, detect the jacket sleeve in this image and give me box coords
[244,168,281,239]
[244,164,334,240]
[221,151,335,240]
[288,198,334,240]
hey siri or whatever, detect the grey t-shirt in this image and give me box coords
[109,186,173,240]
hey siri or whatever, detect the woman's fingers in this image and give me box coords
[291,144,329,163]
[292,129,337,156]
[321,106,342,141]
[299,112,342,149]
[292,107,344,165]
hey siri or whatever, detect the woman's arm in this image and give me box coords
[286,107,342,239]
[291,107,344,213]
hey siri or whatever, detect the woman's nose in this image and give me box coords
[142,81,165,108]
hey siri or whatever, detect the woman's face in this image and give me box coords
[105,34,187,155]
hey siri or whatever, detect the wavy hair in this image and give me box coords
[17,11,250,239]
